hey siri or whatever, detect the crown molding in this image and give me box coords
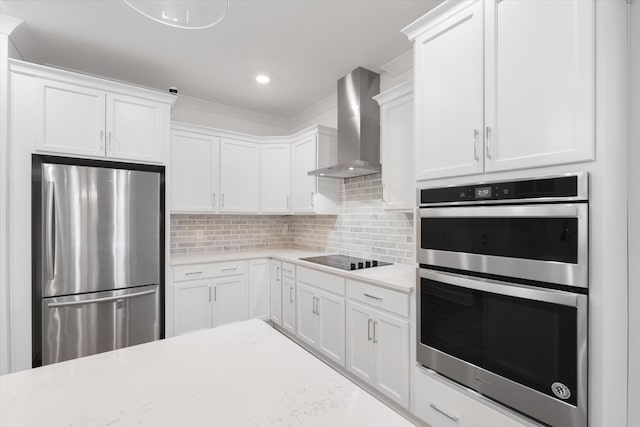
[0,14,42,63]
[379,50,413,77]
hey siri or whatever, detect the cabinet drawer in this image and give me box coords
[414,367,531,427]
[282,262,296,279]
[346,280,409,318]
[174,261,248,282]
[297,266,345,296]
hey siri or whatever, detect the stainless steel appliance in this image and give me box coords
[32,156,164,366]
[308,67,381,178]
[300,254,391,271]
[417,173,588,427]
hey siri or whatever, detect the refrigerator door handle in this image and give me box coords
[47,289,156,308]
[45,181,56,280]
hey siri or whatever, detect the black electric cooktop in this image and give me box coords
[300,255,392,271]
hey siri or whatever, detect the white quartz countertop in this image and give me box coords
[171,249,416,293]
[0,320,416,427]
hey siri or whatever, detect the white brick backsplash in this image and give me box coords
[170,174,415,264]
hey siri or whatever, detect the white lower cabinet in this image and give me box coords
[414,367,534,427]
[173,261,249,336]
[248,259,270,321]
[346,300,410,408]
[269,261,283,326]
[211,275,248,327]
[174,280,213,336]
[281,275,296,334]
[296,270,346,367]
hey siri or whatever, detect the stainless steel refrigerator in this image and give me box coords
[32,157,164,366]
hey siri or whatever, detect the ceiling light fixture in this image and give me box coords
[256,75,271,84]
[122,0,229,30]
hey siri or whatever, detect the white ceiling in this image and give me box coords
[0,0,441,118]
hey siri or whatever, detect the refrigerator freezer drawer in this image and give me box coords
[42,284,160,365]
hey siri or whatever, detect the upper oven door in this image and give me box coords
[419,203,588,288]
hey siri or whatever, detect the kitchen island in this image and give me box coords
[0,319,416,426]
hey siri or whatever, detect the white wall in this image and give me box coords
[172,94,290,136]
[629,1,639,426]
[0,32,11,376]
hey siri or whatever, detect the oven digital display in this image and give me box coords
[475,186,491,198]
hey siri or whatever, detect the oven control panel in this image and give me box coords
[420,174,584,205]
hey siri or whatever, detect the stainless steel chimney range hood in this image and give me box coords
[308,67,381,179]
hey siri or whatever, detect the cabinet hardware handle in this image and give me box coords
[368,318,373,341]
[289,286,294,303]
[100,130,105,150]
[381,185,385,203]
[429,403,459,422]
[473,129,480,161]
[315,297,320,315]
[312,297,316,314]
[373,320,378,343]
[213,286,217,301]
[277,266,281,281]
[222,267,237,272]
[364,293,382,301]
[310,192,315,208]
[286,194,290,209]
[208,287,212,302]
[185,271,203,276]
[108,131,113,151]
[485,126,492,159]
[221,193,225,208]
[212,193,216,207]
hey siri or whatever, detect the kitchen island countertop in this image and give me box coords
[0,319,416,427]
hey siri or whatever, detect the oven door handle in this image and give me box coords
[420,269,585,308]
[420,203,587,219]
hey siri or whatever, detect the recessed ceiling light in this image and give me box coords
[256,75,270,84]
[348,167,355,171]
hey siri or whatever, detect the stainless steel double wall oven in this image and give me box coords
[417,173,588,427]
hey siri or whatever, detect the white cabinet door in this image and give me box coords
[375,84,415,210]
[291,136,317,213]
[317,288,346,366]
[106,93,166,163]
[296,283,319,347]
[261,144,291,213]
[171,131,219,212]
[346,301,375,386]
[174,280,212,336]
[484,0,594,172]
[34,79,106,157]
[281,276,296,334]
[374,311,410,407]
[269,261,282,326]
[220,139,260,213]
[414,0,484,180]
[212,276,248,327]
[248,259,270,321]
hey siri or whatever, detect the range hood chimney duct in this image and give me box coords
[308,67,381,179]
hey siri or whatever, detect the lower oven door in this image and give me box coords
[417,269,587,427]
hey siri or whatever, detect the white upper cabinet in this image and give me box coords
[291,130,339,215]
[411,0,485,180]
[34,79,106,157]
[106,93,167,163]
[260,144,291,213]
[220,138,260,213]
[403,0,595,180]
[373,81,415,211]
[484,0,595,172]
[19,61,174,163]
[169,123,337,215]
[291,136,318,213]
[171,128,220,212]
